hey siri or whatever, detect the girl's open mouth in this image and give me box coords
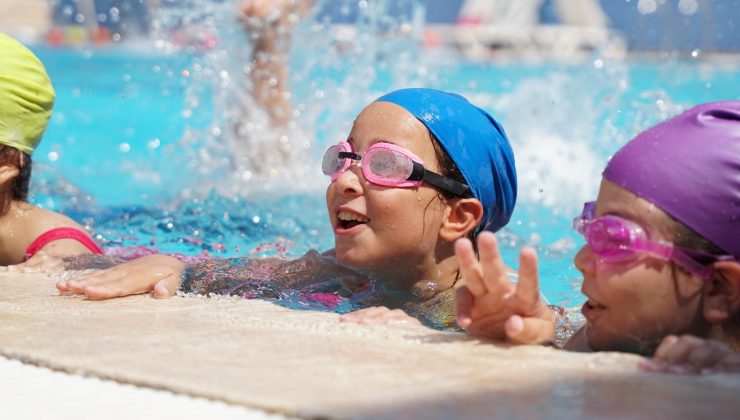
[581,299,606,319]
[337,210,369,230]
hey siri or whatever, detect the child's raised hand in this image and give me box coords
[641,335,740,374]
[455,231,556,344]
[339,306,422,326]
[56,254,185,300]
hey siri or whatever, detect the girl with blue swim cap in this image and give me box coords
[455,101,740,372]
[55,88,517,329]
[0,33,103,269]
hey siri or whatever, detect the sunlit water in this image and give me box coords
[28,1,740,316]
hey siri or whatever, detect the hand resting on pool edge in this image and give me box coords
[56,254,185,300]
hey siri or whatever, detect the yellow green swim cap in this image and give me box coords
[0,33,55,155]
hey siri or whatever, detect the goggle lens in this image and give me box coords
[585,217,640,261]
[322,141,470,196]
[365,148,414,183]
[322,144,346,177]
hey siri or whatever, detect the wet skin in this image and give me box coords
[576,179,709,354]
[326,101,460,295]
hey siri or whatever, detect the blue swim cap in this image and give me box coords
[375,88,517,233]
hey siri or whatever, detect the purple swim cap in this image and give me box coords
[603,101,740,257]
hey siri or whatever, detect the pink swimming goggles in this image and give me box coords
[322,141,471,197]
[573,201,735,279]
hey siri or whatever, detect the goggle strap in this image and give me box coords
[422,169,472,197]
[670,249,714,279]
[338,151,362,161]
[407,161,425,181]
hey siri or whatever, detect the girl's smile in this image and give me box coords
[575,179,708,354]
[325,101,452,286]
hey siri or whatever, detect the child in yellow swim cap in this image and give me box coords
[0,33,103,268]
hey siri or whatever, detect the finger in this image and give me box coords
[638,358,670,372]
[505,315,555,345]
[384,309,421,325]
[477,232,511,294]
[358,309,412,324]
[82,274,157,300]
[339,306,384,322]
[687,339,732,368]
[152,276,180,299]
[455,286,474,328]
[711,353,740,374]
[63,269,126,293]
[4,264,21,273]
[666,364,701,374]
[357,307,393,323]
[652,335,680,360]
[56,279,71,292]
[21,264,45,273]
[654,335,704,364]
[455,237,485,296]
[514,247,541,306]
[67,268,155,298]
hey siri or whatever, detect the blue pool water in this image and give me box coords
[27,22,740,312]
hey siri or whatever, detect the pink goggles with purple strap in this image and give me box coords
[573,201,735,279]
[322,141,471,197]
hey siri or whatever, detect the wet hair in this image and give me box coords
[669,215,740,337]
[430,134,479,253]
[664,213,730,284]
[431,136,472,201]
[0,145,32,215]
[669,215,727,257]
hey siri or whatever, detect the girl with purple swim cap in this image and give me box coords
[454,100,740,373]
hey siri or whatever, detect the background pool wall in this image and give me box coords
[3,0,738,54]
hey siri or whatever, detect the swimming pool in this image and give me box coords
[28,15,740,314]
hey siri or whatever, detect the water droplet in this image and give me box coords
[119,143,131,153]
[252,216,261,224]
[48,151,59,162]
[147,138,161,150]
[637,0,658,14]
[678,0,698,15]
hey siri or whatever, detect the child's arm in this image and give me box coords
[57,250,339,301]
[455,231,557,344]
[640,335,740,374]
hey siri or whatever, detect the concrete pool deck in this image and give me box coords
[1,273,739,419]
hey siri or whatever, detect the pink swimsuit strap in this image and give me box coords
[25,227,104,260]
